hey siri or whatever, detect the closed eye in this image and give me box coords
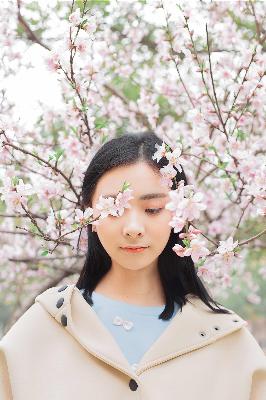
[145,208,163,215]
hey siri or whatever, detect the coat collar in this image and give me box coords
[35,284,248,377]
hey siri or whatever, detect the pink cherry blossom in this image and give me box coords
[165,145,183,173]
[197,264,216,284]
[46,208,72,235]
[45,52,60,72]
[75,208,94,225]
[76,38,89,54]
[181,238,210,263]
[83,16,98,35]
[217,236,238,254]
[95,196,117,219]
[16,179,35,196]
[179,226,202,240]
[95,188,134,219]
[152,141,168,162]
[168,215,186,233]
[39,181,63,201]
[69,227,88,252]
[114,188,134,216]
[180,192,207,221]
[172,243,188,258]
[69,9,82,26]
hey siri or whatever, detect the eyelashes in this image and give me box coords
[108,208,164,217]
[145,208,163,215]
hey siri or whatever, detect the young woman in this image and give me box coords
[0,131,265,399]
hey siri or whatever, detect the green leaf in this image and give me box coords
[157,95,171,111]
[40,249,49,256]
[101,133,109,144]
[11,176,20,186]
[235,129,247,141]
[121,181,131,192]
[54,148,65,161]
[95,117,109,129]
[195,258,206,268]
[182,239,190,247]
[32,150,43,165]
[0,199,6,213]
[112,75,124,86]
[70,126,78,135]
[29,223,39,234]
[227,10,256,32]
[219,173,228,179]
[122,80,140,101]
[208,145,217,152]
[217,161,229,169]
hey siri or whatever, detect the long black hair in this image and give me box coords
[76,131,232,319]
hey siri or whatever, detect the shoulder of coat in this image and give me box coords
[184,293,248,327]
[34,283,76,317]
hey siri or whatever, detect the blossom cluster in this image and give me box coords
[0,0,265,310]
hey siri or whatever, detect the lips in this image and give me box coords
[121,246,148,249]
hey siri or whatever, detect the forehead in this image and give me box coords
[92,162,169,202]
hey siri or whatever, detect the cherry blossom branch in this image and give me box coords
[189,222,218,246]
[0,213,45,220]
[223,49,257,127]
[14,225,71,247]
[182,151,235,174]
[103,83,152,129]
[230,73,264,134]
[205,23,228,139]
[238,228,266,247]
[182,17,221,124]
[8,255,84,263]
[16,0,50,51]
[1,138,80,202]
[160,1,195,108]
[248,0,264,45]
[230,196,254,237]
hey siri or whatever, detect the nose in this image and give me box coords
[122,211,145,238]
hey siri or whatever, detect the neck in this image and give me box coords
[94,261,166,306]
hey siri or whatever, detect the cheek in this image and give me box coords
[96,218,119,243]
[157,210,172,228]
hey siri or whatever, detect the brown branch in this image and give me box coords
[189,222,219,246]
[8,255,84,263]
[103,83,151,129]
[160,1,195,108]
[230,197,254,238]
[205,23,228,139]
[248,0,264,45]
[0,213,46,220]
[16,0,50,51]
[223,49,257,127]
[238,228,266,247]
[1,139,80,202]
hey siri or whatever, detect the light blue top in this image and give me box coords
[79,289,180,371]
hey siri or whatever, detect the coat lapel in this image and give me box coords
[136,294,248,373]
[35,284,248,376]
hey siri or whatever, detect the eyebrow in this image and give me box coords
[102,193,168,200]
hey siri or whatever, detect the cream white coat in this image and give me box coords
[0,283,266,399]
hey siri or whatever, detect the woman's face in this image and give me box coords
[91,161,173,271]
